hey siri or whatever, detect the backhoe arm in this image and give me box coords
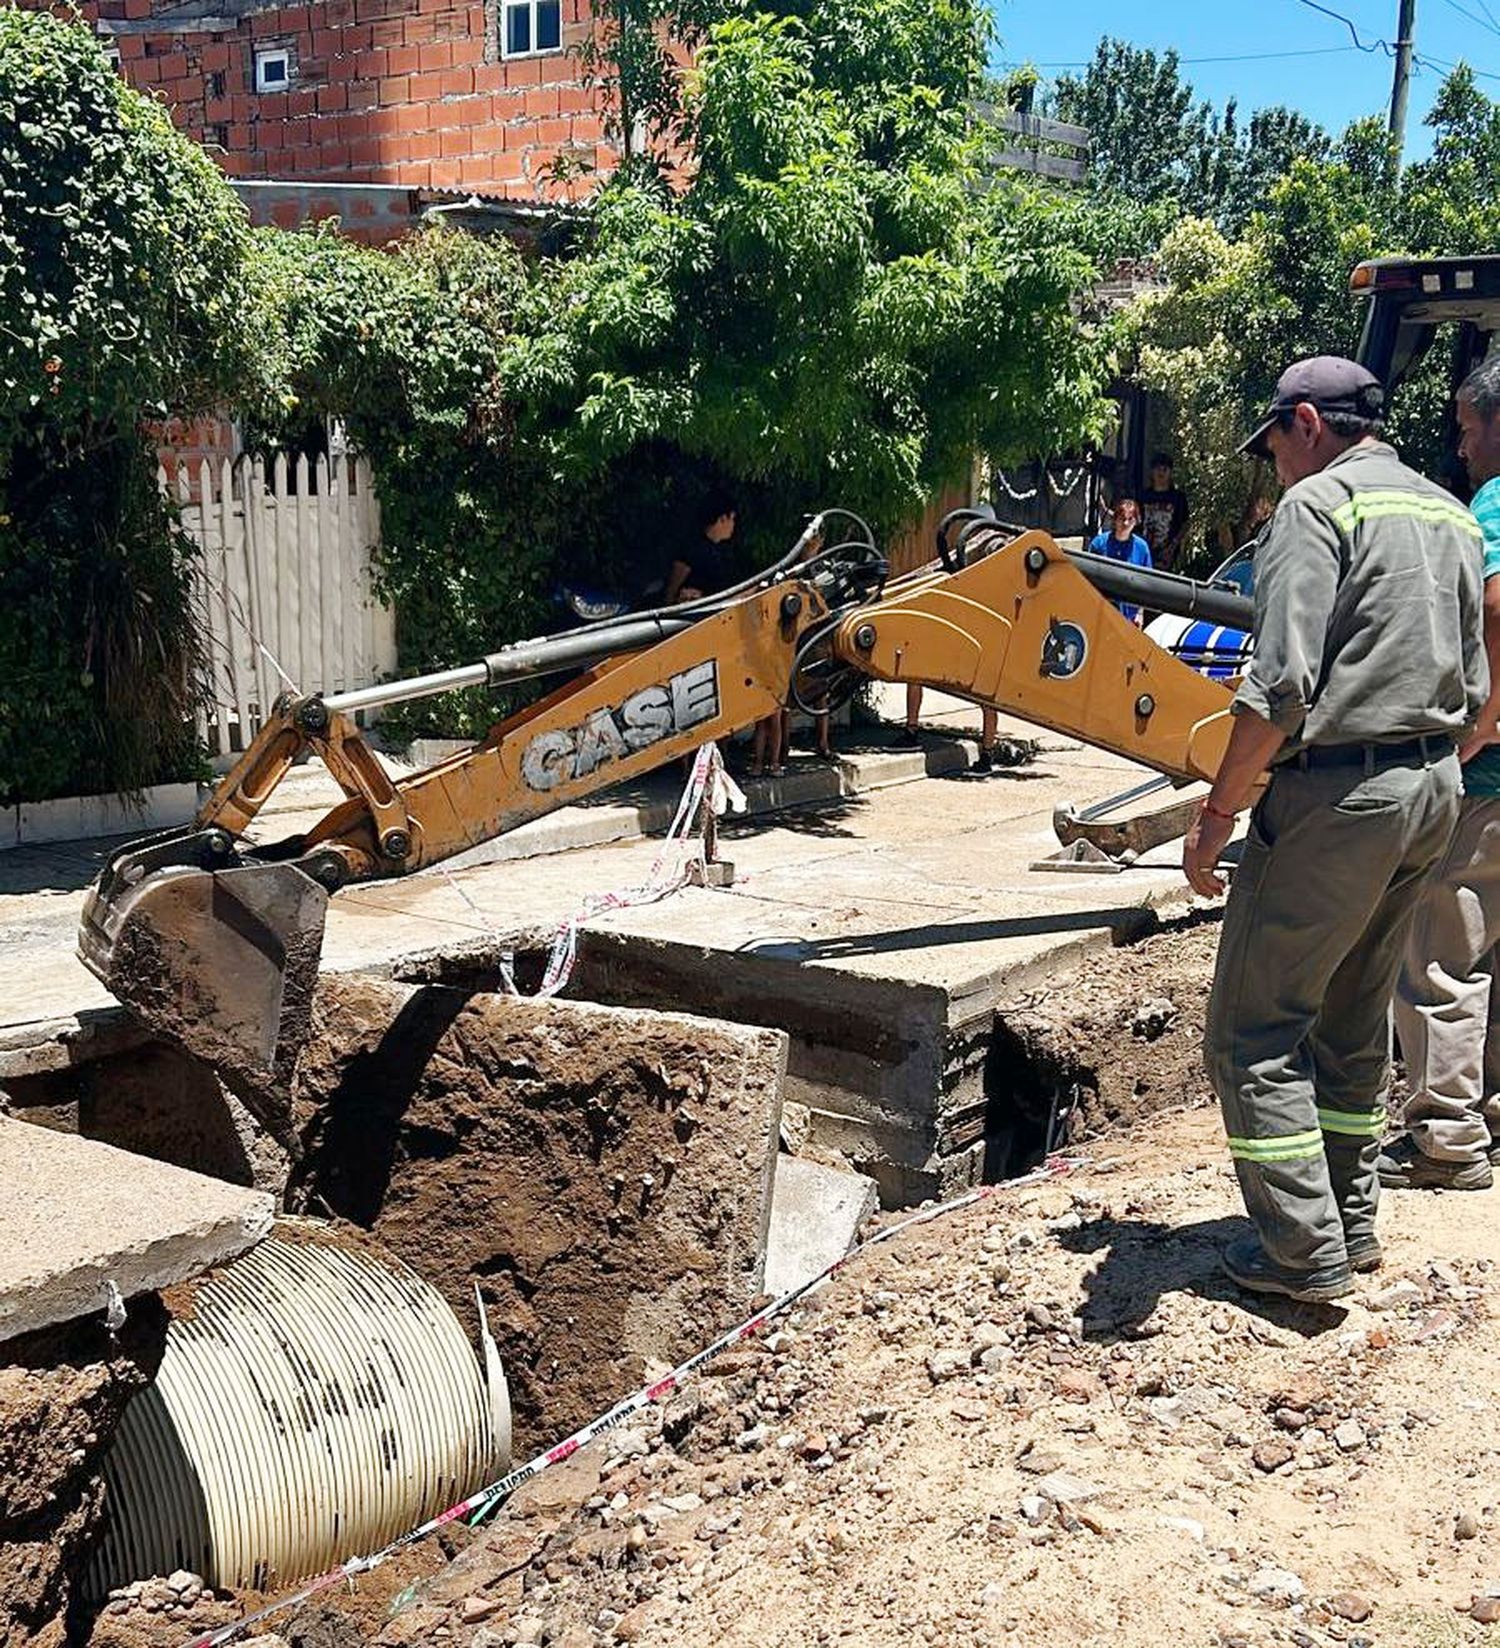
[834,530,1235,783]
[77,580,835,1089]
[77,522,1238,1092]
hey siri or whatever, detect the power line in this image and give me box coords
[1414,47,1500,79]
[1293,0,1394,51]
[1435,0,1500,37]
[995,46,1368,70]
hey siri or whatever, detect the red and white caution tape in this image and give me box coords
[441,741,746,1000]
[184,1155,1075,1648]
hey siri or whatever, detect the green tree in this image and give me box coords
[1118,62,1500,556]
[251,0,1113,738]
[1117,217,1290,564]
[0,11,255,801]
[1049,37,1330,234]
[1051,39,1204,208]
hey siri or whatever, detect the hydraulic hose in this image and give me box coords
[1065,549,1255,632]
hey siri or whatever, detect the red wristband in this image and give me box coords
[1200,798,1238,823]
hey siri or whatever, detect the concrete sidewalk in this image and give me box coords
[0,697,1203,1102]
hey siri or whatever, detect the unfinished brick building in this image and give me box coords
[83,0,617,206]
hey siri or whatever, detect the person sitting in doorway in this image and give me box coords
[1086,496,1153,625]
[665,490,738,604]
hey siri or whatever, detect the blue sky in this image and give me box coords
[990,0,1500,157]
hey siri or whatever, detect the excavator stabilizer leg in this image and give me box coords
[78,830,329,1091]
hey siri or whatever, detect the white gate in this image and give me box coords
[167,452,397,758]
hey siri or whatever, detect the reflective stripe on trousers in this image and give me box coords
[1205,754,1461,1272]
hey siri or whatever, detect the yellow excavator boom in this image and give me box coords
[78,518,1245,1091]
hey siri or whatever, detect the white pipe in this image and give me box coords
[87,1223,509,1596]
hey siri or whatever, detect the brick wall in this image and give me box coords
[84,0,617,199]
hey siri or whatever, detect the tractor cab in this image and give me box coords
[1354,254,1500,496]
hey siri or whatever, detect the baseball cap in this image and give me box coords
[1239,356,1385,458]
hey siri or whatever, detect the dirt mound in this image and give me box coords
[0,1301,168,1648]
[1000,911,1223,1147]
[370,1107,1500,1648]
[286,976,786,1443]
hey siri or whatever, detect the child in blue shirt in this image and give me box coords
[1087,497,1154,624]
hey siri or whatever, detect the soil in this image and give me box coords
[284,975,786,1443]
[0,1300,168,1648]
[1000,911,1224,1146]
[336,1102,1500,1648]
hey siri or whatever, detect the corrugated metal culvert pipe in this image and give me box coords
[87,1222,510,1596]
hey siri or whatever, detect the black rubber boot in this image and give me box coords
[1223,1236,1353,1303]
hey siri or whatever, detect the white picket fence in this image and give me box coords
[166,453,397,758]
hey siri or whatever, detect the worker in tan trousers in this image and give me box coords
[1384,354,1500,1191]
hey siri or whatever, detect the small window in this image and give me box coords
[253,47,292,92]
[100,38,122,74]
[502,0,561,58]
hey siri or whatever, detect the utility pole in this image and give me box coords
[1389,0,1417,161]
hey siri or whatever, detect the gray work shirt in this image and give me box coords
[1234,440,1488,749]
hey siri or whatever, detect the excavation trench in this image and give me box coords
[0,914,1218,1646]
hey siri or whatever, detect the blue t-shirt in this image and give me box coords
[1465,477,1500,798]
[1087,530,1153,622]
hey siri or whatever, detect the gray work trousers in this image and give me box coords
[1392,795,1500,1164]
[1204,753,1461,1272]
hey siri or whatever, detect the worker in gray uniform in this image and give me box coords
[1383,354,1500,1190]
[1182,355,1487,1304]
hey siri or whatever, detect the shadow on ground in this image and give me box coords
[720,797,866,840]
[0,834,138,899]
[1059,1214,1352,1342]
[742,904,1162,962]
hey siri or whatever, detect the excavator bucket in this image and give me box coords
[78,829,329,1091]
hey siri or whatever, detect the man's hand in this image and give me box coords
[1460,726,1499,765]
[1186,706,1285,898]
[1183,805,1236,898]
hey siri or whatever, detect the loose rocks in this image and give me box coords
[1252,1440,1295,1473]
[1247,1567,1306,1605]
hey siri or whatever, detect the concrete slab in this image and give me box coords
[762,1155,879,1298]
[0,727,987,1050]
[0,1117,273,1342]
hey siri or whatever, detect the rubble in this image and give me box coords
[228,1098,1497,1648]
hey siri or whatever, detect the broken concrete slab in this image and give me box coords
[364,757,1199,1206]
[0,1118,273,1342]
[762,1155,879,1298]
[286,975,789,1439]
